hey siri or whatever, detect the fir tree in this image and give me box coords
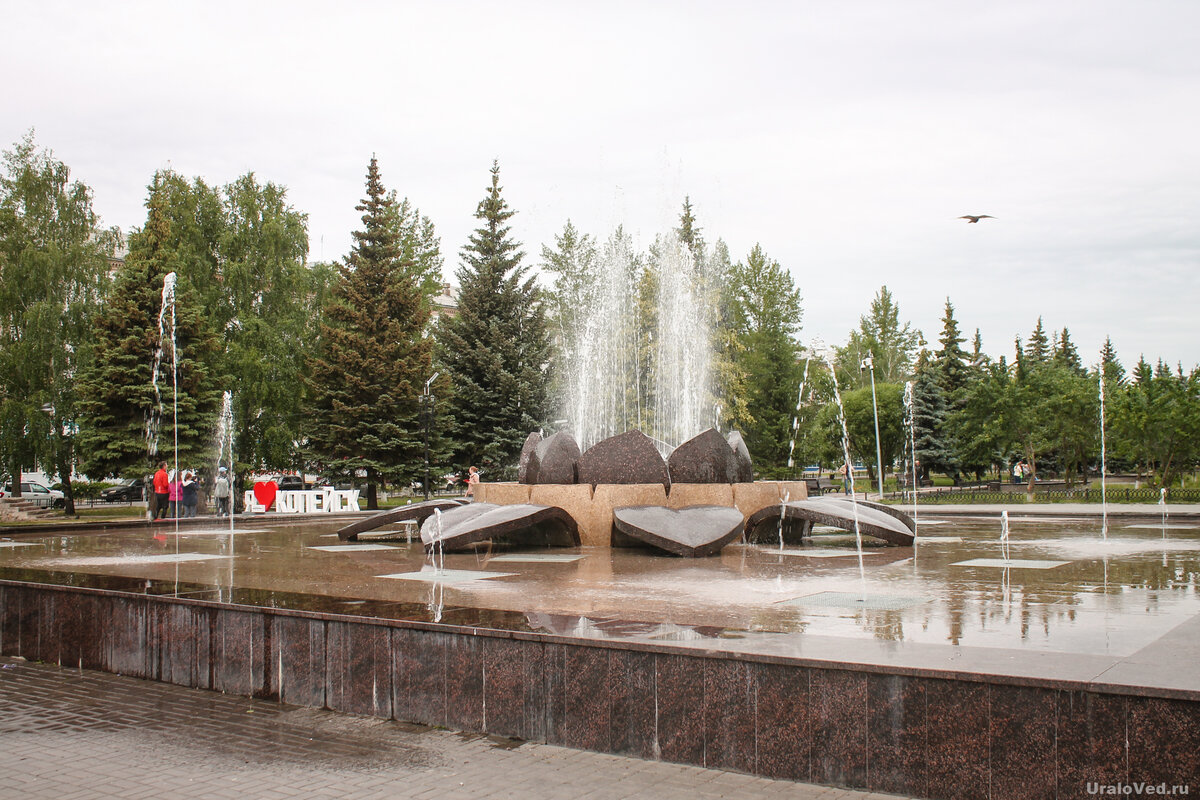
[436,161,551,474]
[1026,317,1051,362]
[935,298,969,399]
[1053,327,1083,373]
[911,352,957,480]
[306,157,434,509]
[676,196,705,270]
[1100,336,1126,386]
[77,171,222,480]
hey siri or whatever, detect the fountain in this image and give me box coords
[148,272,179,542]
[903,380,918,527]
[1099,367,1109,540]
[3,235,1194,799]
[564,231,711,453]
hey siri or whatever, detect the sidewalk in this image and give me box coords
[0,657,902,800]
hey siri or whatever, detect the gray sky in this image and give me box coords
[6,1,1199,370]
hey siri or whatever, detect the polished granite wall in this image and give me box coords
[2,580,1196,799]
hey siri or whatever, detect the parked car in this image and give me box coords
[275,475,306,492]
[0,482,66,508]
[98,478,145,503]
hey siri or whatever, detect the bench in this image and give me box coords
[805,477,840,495]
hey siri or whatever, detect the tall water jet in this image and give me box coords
[820,347,866,588]
[1160,487,1168,539]
[148,272,179,540]
[1098,369,1108,540]
[216,390,235,535]
[563,230,712,452]
[786,356,812,469]
[903,380,918,528]
[1000,509,1011,562]
[146,272,178,461]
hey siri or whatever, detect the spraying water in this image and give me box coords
[216,390,235,539]
[820,348,866,588]
[1000,509,1011,562]
[786,356,812,469]
[903,380,918,529]
[1160,488,1168,539]
[1099,369,1109,541]
[148,273,179,543]
[564,230,712,452]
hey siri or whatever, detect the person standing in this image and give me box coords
[465,466,480,500]
[152,461,170,520]
[214,467,231,517]
[181,471,198,518]
[167,471,182,518]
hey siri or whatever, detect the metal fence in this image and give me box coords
[887,486,1200,504]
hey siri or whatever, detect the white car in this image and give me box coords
[0,482,65,508]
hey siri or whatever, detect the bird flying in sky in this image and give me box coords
[958,215,996,223]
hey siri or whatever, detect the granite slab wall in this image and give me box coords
[2,580,1196,799]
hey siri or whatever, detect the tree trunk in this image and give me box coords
[61,472,76,516]
[9,460,21,498]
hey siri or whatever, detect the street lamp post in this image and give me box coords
[422,372,439,501]
[861,355,885,500]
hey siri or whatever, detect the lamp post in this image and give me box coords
[861,355,885,500]
[422,372,439,501]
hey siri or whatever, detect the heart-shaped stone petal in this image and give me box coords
[612,505,744,557]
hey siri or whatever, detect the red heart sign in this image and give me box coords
[253,481,278,510]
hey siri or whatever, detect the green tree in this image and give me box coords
[216,173,320,484]
[836,286,922,389]
[1026,317,1051,363]
[1100,336,1126,387]
[0,132,120,510]
[76,171,222,483]
[911,352,959,481]
[306,157,435,508]
[436,161,551,474]
[935,297,969,400]
[814,383,905,487]
[729,244,802,472]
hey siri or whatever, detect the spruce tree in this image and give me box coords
[1026,317,1051,362]
[1100,336,1126,386]
[1054,328,1084,374]
[935,297,969,399]
[306,157,434,508]
[436,161,551,474]
[77,172,222,480]
[911,352,957,481]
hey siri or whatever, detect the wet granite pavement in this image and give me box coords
[0,655,897,799]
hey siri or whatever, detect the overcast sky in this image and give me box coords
[6,1,1199,370]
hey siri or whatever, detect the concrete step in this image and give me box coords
[0,497,58,520]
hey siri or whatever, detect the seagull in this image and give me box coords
[958,215,996,223]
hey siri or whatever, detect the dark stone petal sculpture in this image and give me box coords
[726,430,754,483]
[531,431,581,484]
[744,509,813,545]
[827,496,917,533]
[518,431,543,484]
[744,497,915,546]
[575,430,670,490]
[612,505,745,557]
[419,502,581,552]
[667,428,738,484]
[337,498,467,541]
